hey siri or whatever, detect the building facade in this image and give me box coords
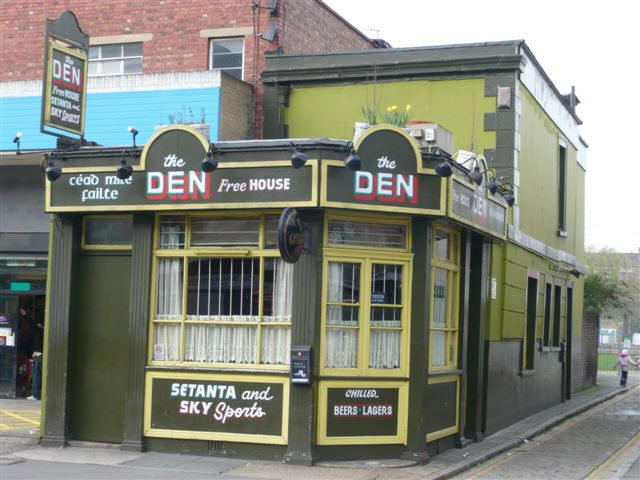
[0,2,374,400]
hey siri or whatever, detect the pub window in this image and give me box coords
[429,227,460,370]
[88,43,143,77]
[327,219,407,250]
[542,281,553,347]
[321,214,411,376]
[552,284,562,347]
[209,37,244,80]
[558,143,567,233]
[82,215,133,249]
[150,213,291,368]
[523,276,538,370]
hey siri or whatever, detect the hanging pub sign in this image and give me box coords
[46,126,318,212]
[322,125,445,216]
[145,372,289,444]
[41,11,89,138]
[449,177,507,239]
[278,208,304,264]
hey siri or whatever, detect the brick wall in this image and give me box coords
[219,72,254,140]
[582,310,599,388]
[1,0,372,137]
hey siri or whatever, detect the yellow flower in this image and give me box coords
[405,104,411,111]
[391,105,398,111]
[387,106,393,112]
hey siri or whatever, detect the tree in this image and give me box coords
[583,272,621,314]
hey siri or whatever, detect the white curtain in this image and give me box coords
[261,259,292,364]
[431,331,446,366]
[369,329,401,368]
[154,258,182,361]
[185,321,258,364]
[325,262,358,368]
[433,268,447,327]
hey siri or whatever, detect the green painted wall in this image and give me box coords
[284,79,495,154]
[517,86,584,258]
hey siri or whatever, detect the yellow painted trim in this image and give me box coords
[39,219,55,438]
[320,162,447,216]
[323,210,412,253]
[317,380,408,445]
[81,214,133,250]
[426,375,460,442]
[143,370,289,445]
[447,176,508,240]
[43,39,88,136]
[429,226,461,370]
[46,159,319,213]
[319,241,412,377]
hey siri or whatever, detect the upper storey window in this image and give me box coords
[209,38,243,80]
[88,43,143,77]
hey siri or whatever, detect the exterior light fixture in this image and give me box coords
[468,166,484,186]
[290,143,308,169]
[116,150,134,180]
[128,126,139,148]
[201,144,218,172]
[44,153,62,182]
[498,182,515,207]
[435,159,453,177]
[13,132,22,155]
[486,176,498,195]
[502,192,515,207]
[344,143,361,171]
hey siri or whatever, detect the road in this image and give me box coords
[456,387,640,480]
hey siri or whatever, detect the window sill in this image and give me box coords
[539,346,561,352]
[557,230,568,238]
[146,365,290,375]
[429,369,464,377]
[519,370,535,377]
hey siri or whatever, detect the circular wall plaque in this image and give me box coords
[277,208,304,264]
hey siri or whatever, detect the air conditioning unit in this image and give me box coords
[408,122,453,156]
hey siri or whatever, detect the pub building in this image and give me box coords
[41,124,506,463]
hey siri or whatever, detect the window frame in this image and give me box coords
[522,271,539,371]
[558,141,568,236]
[429,225,461,372]
[88,42,143,77]
[319,213,412,377]
[542,279,553,348]
[148,211,291,371]
[81,214,133,250]
[208,37,245,81]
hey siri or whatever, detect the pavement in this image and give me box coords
[0,371,638,480]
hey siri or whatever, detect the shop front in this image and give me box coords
[42,125,506,463]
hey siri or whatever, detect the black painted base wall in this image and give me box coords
[485,340,566,434]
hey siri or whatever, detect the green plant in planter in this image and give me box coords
[168,106,207,124]
[361,103,379,125]
[381,104,411,127]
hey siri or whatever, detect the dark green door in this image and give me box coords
[69,254,131,443]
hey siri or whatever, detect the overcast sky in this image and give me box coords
[324,0,639,253]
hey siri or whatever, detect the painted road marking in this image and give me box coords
[583,430,640,480]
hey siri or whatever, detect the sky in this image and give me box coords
[324,0,640,253]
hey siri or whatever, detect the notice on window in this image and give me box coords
[147,374,287,443]
[43,40,87,136]
[325,387,399,437]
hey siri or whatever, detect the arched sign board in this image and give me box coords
[322,125,446,215]
[278,208,304,264]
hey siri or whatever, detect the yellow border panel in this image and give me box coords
[143,370,289,445]
[43,39,88,136]
[320,162,446,216]
[46,160,319,213]
[81,214,133,250]
[426,375,460,443]
[323,211,412,253]
[317,379,408,445]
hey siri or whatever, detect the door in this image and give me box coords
[565,287,573,400]
[68,254,130,443]
[0,295,19,398]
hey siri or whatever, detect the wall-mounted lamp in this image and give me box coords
[201,144,219,172]
[498,182,515,207]
[44,153,62,182]
[116,150,134,180]
[128,126,139,148]
[290,143,308,169]
[486,176,498,195]
[343,142,361,171]
[435,159,453,177]
[468,166,488,186]
[570,269,582,278]
[13,132,22,155]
